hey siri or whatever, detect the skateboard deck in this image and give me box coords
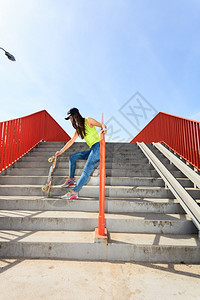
[42,155,57,197]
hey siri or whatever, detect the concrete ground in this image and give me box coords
[0,259,199,300]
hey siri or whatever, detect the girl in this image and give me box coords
[55,108,107,199]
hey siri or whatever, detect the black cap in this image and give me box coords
[65,108,79,120]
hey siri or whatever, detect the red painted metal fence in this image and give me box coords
[0,110,70,173]
[131,112,200,171]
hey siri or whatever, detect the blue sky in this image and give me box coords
[0,0,200,141]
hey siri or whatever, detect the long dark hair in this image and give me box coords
[71,111,86,139]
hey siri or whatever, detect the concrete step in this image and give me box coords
[37,141,140,149]
[0,175,194,188]
[12,161,152,169]
[32,146,141,153]
[0,140,199,263]
[2,166,187,180]
[31,143,142,150]
[31,146,144,153]
[0,210,196,234]
[37,141,138,146]
[1,167,161,178]
[30,144,143,151]
[1,184,199,198]
[0,230,199,263]
[20,155,150,163]
[107,169,186,178]
[13,161,179,172]
[0,196,193,214]
[0,185,177,198]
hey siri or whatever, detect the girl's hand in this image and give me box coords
[101,124,107,134]
[55,150,63,157]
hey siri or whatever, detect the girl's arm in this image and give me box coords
[56,131,78,156]
[87,117,107,134]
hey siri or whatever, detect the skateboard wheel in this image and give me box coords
[42,186,48,192]
[48,156,54,163]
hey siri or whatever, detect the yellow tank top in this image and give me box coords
[84,118,100,148]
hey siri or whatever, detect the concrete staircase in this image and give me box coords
[0,142,199,263]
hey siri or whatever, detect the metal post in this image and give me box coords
[95,112,108,242]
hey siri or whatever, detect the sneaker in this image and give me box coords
[61,178,76,188]
[61,190,78,200]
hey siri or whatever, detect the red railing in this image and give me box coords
[95,112,107,240]
[131,112,200,171]
[0,110,70,173]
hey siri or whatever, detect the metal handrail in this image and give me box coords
[131,112,200,171]
[154,142,200,188]
[138,142,200,238]
[0,110,70,173]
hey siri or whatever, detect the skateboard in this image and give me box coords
[42,154,57,197]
